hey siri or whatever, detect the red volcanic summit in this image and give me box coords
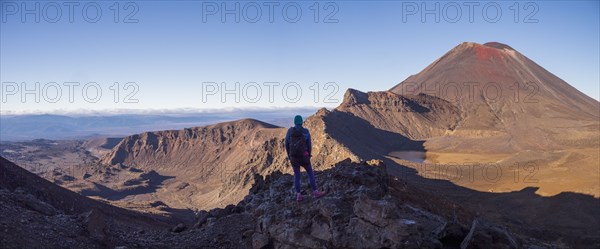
[390,41,599,152]
[482,42,515,50]
[473,42,513,61]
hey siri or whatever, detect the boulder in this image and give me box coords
[80,209,107,241]
[171,223,186,233]
[252,233,270,249]
[14,191,57,216]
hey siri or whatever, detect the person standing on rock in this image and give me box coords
[285,115,327,201]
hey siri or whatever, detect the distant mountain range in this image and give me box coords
[0,108,317,141]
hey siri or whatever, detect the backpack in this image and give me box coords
[289,126,307,159]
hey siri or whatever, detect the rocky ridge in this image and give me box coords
[1,156,557,248]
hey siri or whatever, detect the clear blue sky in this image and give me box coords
[1,1,598,114]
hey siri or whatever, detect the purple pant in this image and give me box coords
[290,156,317,194]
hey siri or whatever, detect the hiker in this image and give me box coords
[285,115,326,201]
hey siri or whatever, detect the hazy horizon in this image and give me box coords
[0,106,318,141]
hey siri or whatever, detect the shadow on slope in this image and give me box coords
[383,155,599,248]
[80,170,175,201]
[322,110,426,157]
[319,109,599,248]
[0,156,184,227]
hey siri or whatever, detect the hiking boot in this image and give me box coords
[296,193,304,202]
[312,190,326,198]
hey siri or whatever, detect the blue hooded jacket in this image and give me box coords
[284,124,312,157]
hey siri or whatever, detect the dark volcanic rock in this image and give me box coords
[461,219,520,249]
[171,223,186,233]
[244,161,447,248]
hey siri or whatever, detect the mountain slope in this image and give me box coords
[0,156,176,248]
[99,118,358,209]
[337,89,461,140]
